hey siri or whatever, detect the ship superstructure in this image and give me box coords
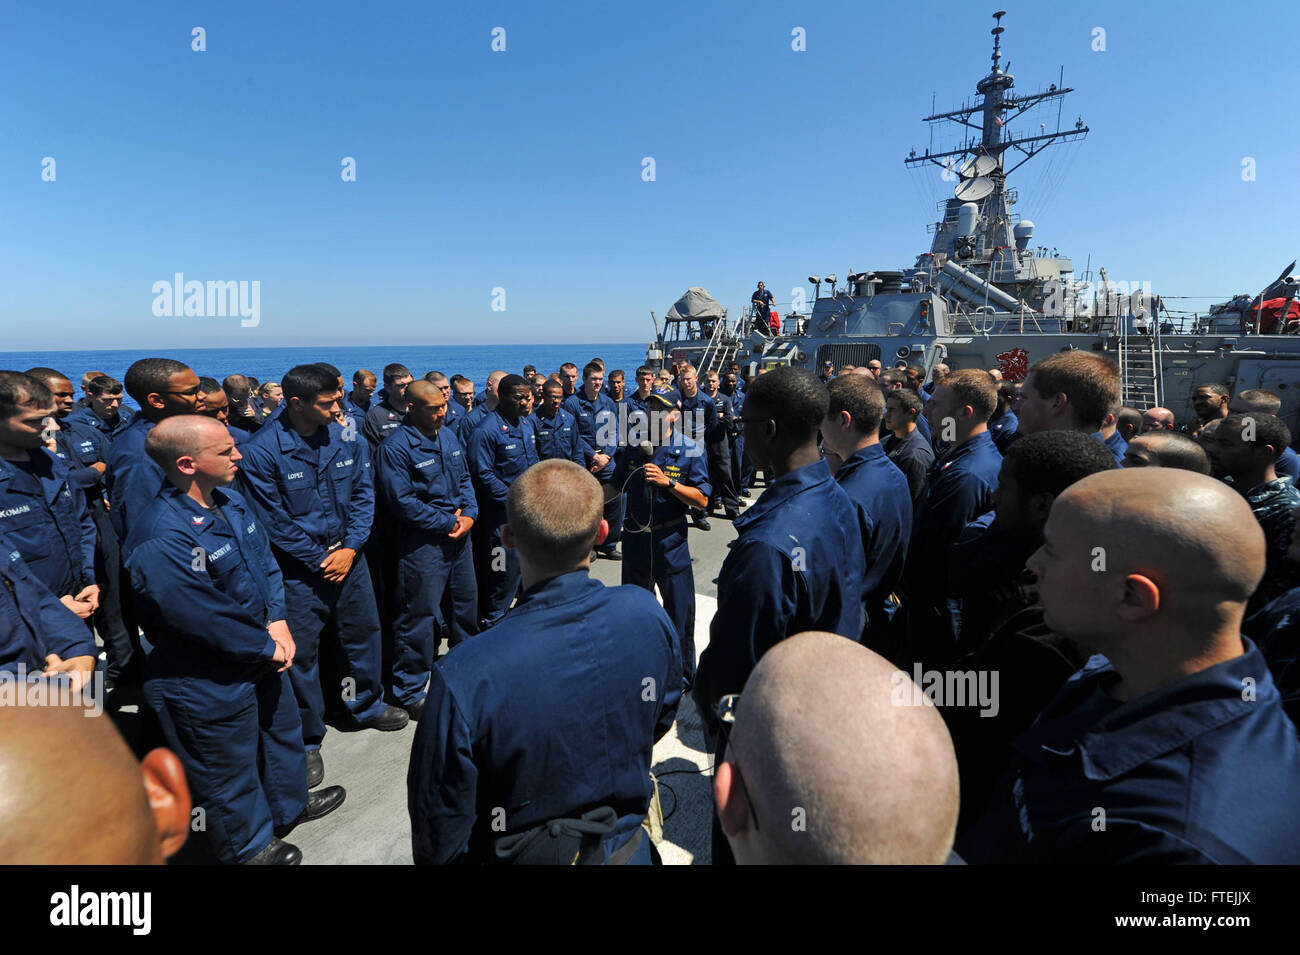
[649,11,1300,426]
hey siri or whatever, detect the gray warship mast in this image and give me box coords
[649,11,1300,427]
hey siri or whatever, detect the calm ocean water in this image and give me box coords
[0,344,649,410]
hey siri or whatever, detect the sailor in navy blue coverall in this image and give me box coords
[468,376,540,627]
[408,459,680,865]
[0,532,96,680]
[236,367,402,753]
[0,378,98,619]
[615,392,710,689]
[125,416,314,864]
[376,381,479,715]
[563,364,622,557]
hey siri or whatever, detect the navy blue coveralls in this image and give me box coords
[468,409,541,627]
[834,443,913,649]
[694,458,865,723]
[50,419,137,681]
[363,399,406,450]
[376,419,479,706]
[727,387,754,493]
[408,570,681,865]
[678,390,716,517]
[0,449,96,602]
[236,415,388,748]
[959,641,1300,864]
[532,407,585,464]
[105,416,163,539]
[443,399,464,440]
[125,484,308,865]
[66,404,135,441]
[1,535,96,674]
[987,408,1019,454]
[904,430,1002,668]
[361,399,405,650]
[563,390,622,548]
[616,431,711,688]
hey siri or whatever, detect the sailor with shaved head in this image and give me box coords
[713,631,959,864]
[961,469,1300,864]
[1140,406,1176,433]
[128,415,346,864]
[1121,431,1211,473]
[0,704,191,864]
[376,379,478,719]
[408,459,681,864]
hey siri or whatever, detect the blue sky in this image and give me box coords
[2,0,1296,350]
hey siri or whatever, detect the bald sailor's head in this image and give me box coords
[714,632,959,864]
[1027,469,1264,696]
[0,706,190,863]
[146,414,242,492]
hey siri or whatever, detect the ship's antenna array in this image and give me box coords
[903,11,1088,183]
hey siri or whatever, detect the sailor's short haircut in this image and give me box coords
[382,363,411,386]
[609,369,625,381]
[353,368,376,384]
[745,366,828,443]
[560,362,579,374]
[1233,389,1282,414]
[282,364,339,404]
[1224,412,1292,462]
[124,358,192,405]
[1131,432,1212,474]
[498,374,528,396]
[222,374,250,397]
[885,387,923,419]
[1003,430,1118,499]
[942,369,999,423]
[197,377,223,395]
[23,367,68,387]
[423,371,448,385]
[1025,351,1121,431]
[1117,405,1142,434]
[507,460,604,567]
[1197,382,1230,397]
[636,366,654,379]
[995,380,1019,414]
[827,374,885,435]
[314,363,342,381]
[523,364,537,377]
[543,378,564,394]
[258,381,279,396]
[582,362,603,380]
[678,363,697,376]
[878,368,909,390]
[80,371,106,391]
[0,371,51,419]
[87,375,123,397]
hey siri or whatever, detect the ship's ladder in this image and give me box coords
[1118,319,1161,409]
[700,311,739,376]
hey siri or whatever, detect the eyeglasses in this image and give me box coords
[161,386,203,397]
[736,416,771,433]
[714,694,760,831]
